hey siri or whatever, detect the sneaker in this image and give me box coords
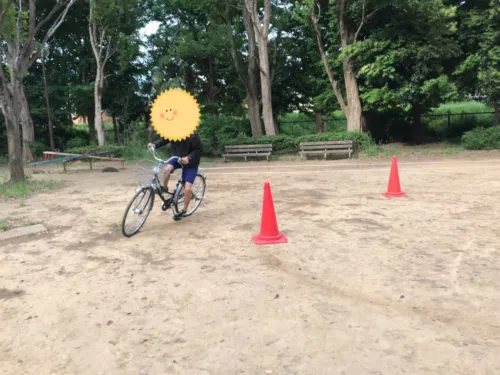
[172,209,186,221]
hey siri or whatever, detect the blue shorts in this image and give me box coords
[167,159,198,184]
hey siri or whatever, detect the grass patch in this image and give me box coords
[0,216,39,231]
[0,175,63,199]
[359,142,463,158]
[361,144,400,158]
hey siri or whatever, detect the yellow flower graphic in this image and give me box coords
[150,88,201,141]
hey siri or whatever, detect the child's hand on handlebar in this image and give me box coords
[180,157,189,165]
[147,143,155,150]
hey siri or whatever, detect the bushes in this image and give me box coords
[65,137,88,149]
[462,127,500,150]
[65,144,127,157]
[223,131,373,155]
[224,135,298,155]
[197,114,251,157]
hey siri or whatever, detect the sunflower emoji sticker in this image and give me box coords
[150,88,201,141]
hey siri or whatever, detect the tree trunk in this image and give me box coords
[42,57,55,151]
[315,111,323,133]
[245,0,275,136]
[311,13,347,118]
[112,113,119,144]
[273,112,279,135]
[6,118,25,182]
[342,59,363,132]
[247,92,262,136]
[412,104,424,144]
[495,103,499,126]
[1,100,25,182]
[185,66,196,95]
[256,36,275,135]
[243,3,263,136]
[15,79,35,161]
[148,125,154,143]
[87,109,96,144]
[94,67,105,146]
[206,56,220,114]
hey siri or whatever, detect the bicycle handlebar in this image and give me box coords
[147,146,183,166]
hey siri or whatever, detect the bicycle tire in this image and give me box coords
[172,173,206,217]
[122,186,155,237]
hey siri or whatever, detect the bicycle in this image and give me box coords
[121,146,206,237]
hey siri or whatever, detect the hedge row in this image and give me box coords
[462,126,500,150]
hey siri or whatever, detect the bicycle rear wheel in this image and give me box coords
[173,173,206,217]
[122,186,155,237]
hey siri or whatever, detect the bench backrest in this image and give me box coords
[225,144,273,153]
[299,140,353,151]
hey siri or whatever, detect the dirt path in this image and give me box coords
[1,155,500,374]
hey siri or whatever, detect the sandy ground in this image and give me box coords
[1,153,500,375]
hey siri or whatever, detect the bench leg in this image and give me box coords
[244,156,247,162]
[89,159,93,170]
[63,162,67,173]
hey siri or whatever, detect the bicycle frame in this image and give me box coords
[140,147,186,206]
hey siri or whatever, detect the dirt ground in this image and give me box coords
[1,152,500,375]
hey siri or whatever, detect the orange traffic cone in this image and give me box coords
[383,155,407,198]
[252,182,288,245]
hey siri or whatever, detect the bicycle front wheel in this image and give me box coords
[173,173,206,217]
[122,186,155,237]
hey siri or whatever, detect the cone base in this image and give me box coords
[252,232,288,245]
[383,191,407,198]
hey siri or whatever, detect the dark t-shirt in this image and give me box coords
[152,132,202,168]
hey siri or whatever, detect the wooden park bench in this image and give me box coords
[299,140,355,160]
[223,144,273,162]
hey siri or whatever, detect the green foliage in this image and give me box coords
[66,137,90,149]
[453,0,499,114]
[424,101,495,140]
[461,127,500,150]
[196,114,251,157]
[29,141,48,158]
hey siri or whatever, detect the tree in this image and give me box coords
[0,0,76,182]
[225,0,263,136]
[272,1,330,131]
[102,37,148,143]
[244,0,276,135]
[306,0,389,133]
[453,0,499,124]
[147,0,247,115]
[353,0,460,141]
[88,0,143,146]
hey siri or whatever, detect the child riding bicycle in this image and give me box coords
[147,132,202,221]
